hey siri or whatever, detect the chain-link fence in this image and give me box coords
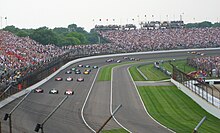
[172,64,220,108]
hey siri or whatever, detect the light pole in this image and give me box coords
[34,96,68,133]
[4,90,32,133]
[96,104,122,133]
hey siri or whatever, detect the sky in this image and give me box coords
[0,0,219,31]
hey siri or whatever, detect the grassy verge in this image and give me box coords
[161,60,196,73]
[102,128,128,133]
[129,65,145,81]
[138,86,220,133]
[139,64,169,81]
[98,62,135,81]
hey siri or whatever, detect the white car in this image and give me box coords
[66,77,73,81]
[116,60,121,63]
[49,89,58,94]
[64,89,74,95]
[78,64,83,67]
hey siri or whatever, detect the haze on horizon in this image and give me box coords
[0,0,219,31]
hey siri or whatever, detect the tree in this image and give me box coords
[30,27,59,45]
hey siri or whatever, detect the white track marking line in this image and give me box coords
[127,66,176,133]
[81,68,100,133]
[111,66,132,133]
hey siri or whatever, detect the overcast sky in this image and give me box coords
[0,0,219,31]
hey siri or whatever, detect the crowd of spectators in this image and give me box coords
[0,30,66,86]
[188,56,220,77]
[1,27,220,88]
[98,27,220,51]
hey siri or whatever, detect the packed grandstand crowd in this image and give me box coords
[188,56,220,77]
[0,30,66,86]
[1,27,220,87]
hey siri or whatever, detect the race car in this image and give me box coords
[116,60,121,63]
[77,77,84,82]
[85,65,90,68]
[85,69,91,72]
[64,89,74,95]
[93,66,98,69]
[34,88,44,93]
[49,89,58,94]
[65,70,72,74]
[75,71,81,74]
[55,77,63,81]
[106,58,114,62]
[83,71,89,75]
[71,67,77,71]
[78,64,83,67]
[66,77,73,81]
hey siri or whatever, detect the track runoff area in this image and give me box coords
[0,49,220,133]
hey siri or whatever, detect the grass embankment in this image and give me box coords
[138,86,220,133]
[139,64,169,81]
[98,62,135,81]
[102,128,128,133]
[129,65,145,81]
[138,60,196,81]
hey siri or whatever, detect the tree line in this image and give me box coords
[2,21,220,46]
[3,23,108,46]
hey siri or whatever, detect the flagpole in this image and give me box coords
[0,16,2,29]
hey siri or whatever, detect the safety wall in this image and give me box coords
[1,47,220,108]
[171,78,220,119]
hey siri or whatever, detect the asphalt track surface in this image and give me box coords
[0,49,220,133]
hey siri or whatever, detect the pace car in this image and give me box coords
[77,77,84,82]
[66,77,73,81]
[64,89,74,95]
[55,77,63,81]
[34,88,44,93]
[49,89,58,94]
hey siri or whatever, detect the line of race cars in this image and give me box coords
[34,64,98,95]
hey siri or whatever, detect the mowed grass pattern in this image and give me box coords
[129,65,146,81]
[138,86,220,133]
[139,64,169,81]
[102,128,128,133]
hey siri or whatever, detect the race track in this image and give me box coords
[0,49,219,133]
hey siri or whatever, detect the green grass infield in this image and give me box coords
[102,128,128,133]
[138,86,220,133]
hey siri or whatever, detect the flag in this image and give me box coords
[113,19,115,21]
[106,19,108,21]
[99,19,101,21]
[5,17,7,19]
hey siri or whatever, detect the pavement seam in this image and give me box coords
[81,68,100,133]
[127,66,176,133]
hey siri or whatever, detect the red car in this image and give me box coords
[64,89,74,95]
[55,77,63,81]
[77,77,84,82]
[34,88,44,93]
